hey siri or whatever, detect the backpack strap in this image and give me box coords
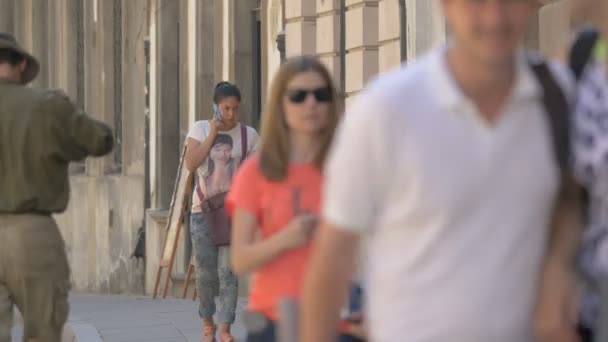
[529,60,571,175]
[569,28,599,81]
[240,124,248,164]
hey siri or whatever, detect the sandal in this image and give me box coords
[219,332,234,342]
[202,324,216,342]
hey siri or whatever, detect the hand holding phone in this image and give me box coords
[213,103,223,122]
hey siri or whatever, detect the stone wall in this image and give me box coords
[0,0,148,294]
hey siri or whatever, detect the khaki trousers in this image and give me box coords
[0,214,70,342]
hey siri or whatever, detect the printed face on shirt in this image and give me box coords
[283,71,331,136]
[207,134,235,175]
[210,142,232,165]
[442,0,535,66]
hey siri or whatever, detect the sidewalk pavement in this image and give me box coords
[12,293,249,342]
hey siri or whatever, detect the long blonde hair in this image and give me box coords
[259,55,341,181]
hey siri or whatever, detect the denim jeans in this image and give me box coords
[190,212,238,323]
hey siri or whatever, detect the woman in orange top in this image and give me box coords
[227,56,362,341]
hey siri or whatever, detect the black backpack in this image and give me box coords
[570,28,600,81]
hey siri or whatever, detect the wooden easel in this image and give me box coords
[152,146,194,299]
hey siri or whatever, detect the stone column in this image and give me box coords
[345,0,379,102]
[405,0,446,59]
[197,0,215,122]
[378,0,401,72]
[152,0,180,209]
[121,0,148,176]
[316,0,341,89]
[524,11,540,49]
[0,0,14,33]
[13,0,32,54]
[234,0,256,126]
[285,0,316,57]
[262,0,283,103]
[84,0,119,176]
[48,0,78,98]
[539,0,571,58]
[30,0,48,88]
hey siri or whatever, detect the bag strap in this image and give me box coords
[569,28,599,81]
[194,171,205,203]
[240,124,248,164]
[529,60,570,175]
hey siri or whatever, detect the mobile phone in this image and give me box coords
[213,103,223,122]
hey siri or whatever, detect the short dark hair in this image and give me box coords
[213,81,241,104]
[0,48,24,66]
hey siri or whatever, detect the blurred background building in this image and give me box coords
[0,0,572,295]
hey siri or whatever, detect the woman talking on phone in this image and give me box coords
[227,56,364,341]
[185,81,260,342]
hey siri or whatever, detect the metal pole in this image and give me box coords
[339,0,346,96]
[398,0,407,62]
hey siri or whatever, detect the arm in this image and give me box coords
[300,223,360,342]
[184,117,221,172]
[544,174,583,266]
[228,158,316,274]
[534,174,583,342]
[45,91,113,161]
[231,208,292,274]
[299,85,389,342]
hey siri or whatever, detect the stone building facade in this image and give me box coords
[0,0,574,295]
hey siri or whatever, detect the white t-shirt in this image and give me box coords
[322,48,573,342]
[187,120,259,213]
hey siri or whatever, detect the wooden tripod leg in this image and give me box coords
[152,266,163,299]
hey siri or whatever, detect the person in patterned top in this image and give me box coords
[570,1,608,341]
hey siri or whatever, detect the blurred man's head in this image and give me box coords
[0,33,39,84]
[441,0,537,66]
[0,48,27,83]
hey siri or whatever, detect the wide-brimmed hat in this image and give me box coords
[0,32,39,84]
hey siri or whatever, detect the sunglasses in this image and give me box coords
[286,87,333,103]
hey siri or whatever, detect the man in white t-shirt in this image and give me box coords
[300,1,582,342]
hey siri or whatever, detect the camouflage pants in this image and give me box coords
[0,214,70,342]
[190,213,238,323]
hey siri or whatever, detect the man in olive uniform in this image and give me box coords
[0,33,113,342]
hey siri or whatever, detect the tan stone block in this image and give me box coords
[378,0,401,42]
[345,94,356,109]
[317,0,340,13]
[345,4,379,49]
[286,0,317,20]
[379,39,401,72]
[286,20,317,57]
[346,0,379,7]
[318,55,341,83]
[539,0,570,58]
[345,48,378,93]
[316,13,340,54]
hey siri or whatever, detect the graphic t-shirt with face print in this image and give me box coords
[187,120,259,213]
